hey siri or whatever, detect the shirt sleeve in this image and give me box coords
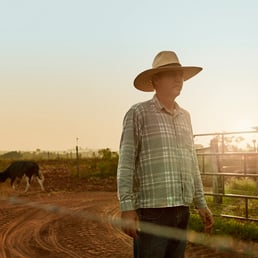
[117,106,141,211]
[192,149,208,208]
[186,111,208,208]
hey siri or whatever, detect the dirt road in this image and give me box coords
[0,191,132,258]
[0,190,255,258]
[0,167,256,257]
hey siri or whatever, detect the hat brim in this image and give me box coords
[133,66,202,92]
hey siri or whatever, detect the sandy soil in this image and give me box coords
[0,167,256,258]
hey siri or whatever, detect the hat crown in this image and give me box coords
[152,51,181,68]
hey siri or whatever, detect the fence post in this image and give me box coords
[76,138,80,177]
[210,137,223,204]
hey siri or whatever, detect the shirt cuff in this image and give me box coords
[194,197,207,209]
[119,199,136,211]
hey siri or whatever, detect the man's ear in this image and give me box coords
[152,74,159,89]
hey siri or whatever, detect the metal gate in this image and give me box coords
[194,130,258,222]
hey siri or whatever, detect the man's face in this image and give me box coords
[153,70,184,98]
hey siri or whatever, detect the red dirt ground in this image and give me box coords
[0,167,257,258]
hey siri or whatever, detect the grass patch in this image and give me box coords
[225,177,257,196]
[189,213,258,241]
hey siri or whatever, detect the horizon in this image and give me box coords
[1,128,257,154]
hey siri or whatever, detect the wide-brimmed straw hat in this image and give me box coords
[133,50,203,92]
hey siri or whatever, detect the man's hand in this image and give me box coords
[121,210,139,238]
[198,207,214,234]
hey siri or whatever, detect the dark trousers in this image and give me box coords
[134,206,190,258]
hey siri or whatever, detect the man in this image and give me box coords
[117,50,214,258]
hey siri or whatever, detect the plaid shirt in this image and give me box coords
[117,95,207,211]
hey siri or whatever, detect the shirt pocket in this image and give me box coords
[173,118,193,150]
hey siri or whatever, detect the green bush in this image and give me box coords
[189,213,258,241]
[67,148,119,178]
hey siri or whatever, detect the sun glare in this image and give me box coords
[233,119,254,132]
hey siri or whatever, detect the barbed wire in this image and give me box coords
[1,194,257,257]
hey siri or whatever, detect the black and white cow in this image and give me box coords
[0,161,45,192]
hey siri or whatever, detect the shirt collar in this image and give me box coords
[152,94,183,115]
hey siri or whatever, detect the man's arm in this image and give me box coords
[192,151,214,233]
[117,107,141,210]
[117,107,141,238]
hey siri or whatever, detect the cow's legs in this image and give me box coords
[11,177,21,190]
[24,176,31,192]
[36,175,45,191]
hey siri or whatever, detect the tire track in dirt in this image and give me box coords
[0,192,133,258]
[0,191,256,258]
[32,213,82,258]
[0,204,82,258]
[0,207,39,258]
[0,206,32,258]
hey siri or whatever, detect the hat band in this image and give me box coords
[155,63,182,68]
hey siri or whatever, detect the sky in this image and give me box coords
[1,0,258,152]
